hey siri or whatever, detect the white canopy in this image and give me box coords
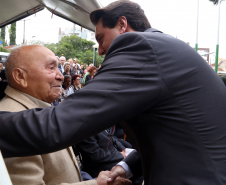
[0,0,102,31]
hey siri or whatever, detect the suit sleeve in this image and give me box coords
[111,136,125,151]
[0,32,163,158]
[123,150,143,179]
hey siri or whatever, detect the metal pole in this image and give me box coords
[195,0,199,51]
[93,47,95,64]
[23,20,25,44]
[94,48,97,67]
[215,0,221,72]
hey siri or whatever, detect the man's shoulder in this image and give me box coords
[0,86,37,112]
[0,96,27,112]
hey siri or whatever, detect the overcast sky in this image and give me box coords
[12,0,226,60]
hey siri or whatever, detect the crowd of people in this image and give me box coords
[50,56,99,104]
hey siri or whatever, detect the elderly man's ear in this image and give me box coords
[12,68,28,88]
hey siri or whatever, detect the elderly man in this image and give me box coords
[59,56,66,73]
[0,45,130,185]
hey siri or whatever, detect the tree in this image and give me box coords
[9,22,16,45]
[44,34,105,65]
[0,47,9,52]
[0,26,7,46]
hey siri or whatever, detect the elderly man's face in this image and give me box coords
[25,47,64,103]
[60,57,66,65]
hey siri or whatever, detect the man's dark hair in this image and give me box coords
[90,0,151,32]
[63,75,71,81]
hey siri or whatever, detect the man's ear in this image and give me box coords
[12,68,28,88]
[118,16,128,34]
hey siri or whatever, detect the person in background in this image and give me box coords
[82,66,97,86]
[0,62,7,100]
[71,74,81,92]
[69,58,77,75]
[62,75,74,97]
[74,58,81,69]
[75,64,80,75]
[58,56,66,73]
[84,64,89,74]
[79,64,85,84]
[63,62,73,76]
[76,131,126,178]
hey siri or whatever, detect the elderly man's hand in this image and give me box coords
[109,176,132,185]
[96,170,131,185]
[107,166,126,183]
[97,171,111,185]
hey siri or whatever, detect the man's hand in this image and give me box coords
[97,171,111,185]
[107,166,126,183]
[96,170,131,185]
[110,176,132,185]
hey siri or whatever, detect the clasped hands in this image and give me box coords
[97,166,130,185]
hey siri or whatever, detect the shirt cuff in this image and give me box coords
[117,161,133,179]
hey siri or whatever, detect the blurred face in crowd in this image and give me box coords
[90,69,97,77]
[86,64,88,69]
[73,76,80,87]
[13,45,64,103]
[64,64,70,73]
[68,59,73,66]
[80,64,84,69]
[60,56,66,65]
[0,63,3,71]
[63,77,71,89]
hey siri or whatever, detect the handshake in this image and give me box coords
[97,166,131,185]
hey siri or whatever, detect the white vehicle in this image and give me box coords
[0,52,10,66]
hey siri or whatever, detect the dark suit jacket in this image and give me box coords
[1,28,226,185]
[58,64,63,73]
[77,131,125,177]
